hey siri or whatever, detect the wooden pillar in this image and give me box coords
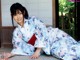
[52,0,56,27]
[0,0,2,47]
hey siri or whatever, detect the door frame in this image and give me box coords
[52,0,59,27]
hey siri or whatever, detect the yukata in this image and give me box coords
[11,16,80,60]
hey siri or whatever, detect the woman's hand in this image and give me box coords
[0,52,13,60]
[3,53,15,59]
[30,48,42,59]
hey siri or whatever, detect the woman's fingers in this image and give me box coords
[30,54,39,59]
[31,56,38,59]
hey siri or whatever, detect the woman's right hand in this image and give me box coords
[0,52,14,60]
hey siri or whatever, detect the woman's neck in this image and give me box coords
[19,21,24,27]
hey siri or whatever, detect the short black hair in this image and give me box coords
[10,2,29,26]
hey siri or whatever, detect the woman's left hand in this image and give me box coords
[30,51,40,59]
[30,48,41,59]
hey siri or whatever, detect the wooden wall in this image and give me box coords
[1,27,14,48]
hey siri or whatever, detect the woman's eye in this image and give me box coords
[19,12,22,14]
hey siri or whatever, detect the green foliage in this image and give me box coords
[59,0,74,13]
[59,0,75,38]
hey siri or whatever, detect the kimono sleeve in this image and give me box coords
[30,16,50,55]
[31,17,50,55]
[30,16,47,47]
[11,28,24,54]
[12,28,23,44]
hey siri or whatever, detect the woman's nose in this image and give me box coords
[17,14,20,19]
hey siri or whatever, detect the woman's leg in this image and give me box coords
[50,41,78,60]
[50,28,78,60]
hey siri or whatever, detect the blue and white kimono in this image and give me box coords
[11,16,80,60]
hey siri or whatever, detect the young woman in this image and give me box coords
[3,2,80,60]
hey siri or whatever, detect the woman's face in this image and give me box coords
[13,10,24,25]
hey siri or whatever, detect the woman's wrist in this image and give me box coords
[35,48,42,54]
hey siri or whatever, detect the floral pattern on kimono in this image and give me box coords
[11,16,50,55]
[11,16,80,60]
[49,27,80,60]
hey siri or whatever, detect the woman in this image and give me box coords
[3,2,80,60]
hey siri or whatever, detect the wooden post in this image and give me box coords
[0,0,2,47]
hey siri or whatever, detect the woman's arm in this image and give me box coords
[3,28,23,59]
[30,48,42,59]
